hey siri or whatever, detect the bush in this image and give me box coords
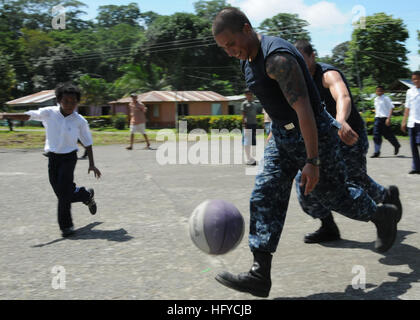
[84,115,113,128]
[113,113,127,130]
[179,115,265,133]
[360,110,406,136]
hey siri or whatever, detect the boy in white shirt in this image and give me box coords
[371,86,400,158]
[401,71,420,174]
[0,83,102,237]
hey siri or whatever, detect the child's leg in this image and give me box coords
[51,152,78,230]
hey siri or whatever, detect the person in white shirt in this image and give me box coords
[0,83,102,237]
[401,71,420,174]
[371,86,401,158]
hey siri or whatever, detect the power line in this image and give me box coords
[7,37,217,66]
[9,40,218,68]
[362,52,407,66]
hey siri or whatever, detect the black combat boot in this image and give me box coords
[215,250,272,298]
[383,186,402,223]
[304,214,340,243]
[371,204,398,253]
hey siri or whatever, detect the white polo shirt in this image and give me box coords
[374,95,394,118]
[25,106,93,153]
[405,87,420,128]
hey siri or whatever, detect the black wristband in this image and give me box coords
[306,157,320,166]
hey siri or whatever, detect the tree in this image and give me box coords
[330,41,350,72]
[140,11,160,28]
[145,12,218,90]
[194,0,232,22]
[78,74,112,106]
[258,13,311,43]
[96,3,142,28]
[0,51,17,108]
[113,63,172,98]
[32,45,82,90]
[346,13,410,87]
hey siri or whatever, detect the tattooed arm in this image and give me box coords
[266,52,319,195]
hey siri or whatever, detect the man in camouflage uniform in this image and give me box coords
[212,8,400,298]
[294,40,402,244]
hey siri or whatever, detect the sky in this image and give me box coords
[79,0,419,71]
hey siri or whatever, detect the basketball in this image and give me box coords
[189,199,245,255]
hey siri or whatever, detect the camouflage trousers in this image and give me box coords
[295,127,387,220]
[249,110,377,253]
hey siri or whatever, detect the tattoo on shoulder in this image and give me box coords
[266,53,308,106]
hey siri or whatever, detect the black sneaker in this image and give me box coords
[371,204,398,253]
[304,225,341,243]
[61,227,75,238]
[383,186,402,223]
[84,188,97,215]
[394,145,400,155]
[370,152,380,158]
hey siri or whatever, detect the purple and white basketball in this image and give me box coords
[189,199,245,255]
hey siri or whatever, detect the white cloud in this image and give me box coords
[228,0,352,30]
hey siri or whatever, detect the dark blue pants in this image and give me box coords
[409,123,420,171]
[243,124,257,146]
[48,151,90,230]
[249,110,377,253]
[295,127,387,220]
[373,117,400,153]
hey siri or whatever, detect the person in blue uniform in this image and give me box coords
[294,40,401,244]
[211,7,399,298]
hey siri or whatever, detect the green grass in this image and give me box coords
[0,126,409,149]
[0,130,154,149]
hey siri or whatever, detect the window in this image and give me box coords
[153,105,159,117]
[211,103,222,115]
[228,105,235,115]
[177,103,189,116]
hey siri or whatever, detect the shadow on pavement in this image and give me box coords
[273,230,419,300]
[31,222,133,248]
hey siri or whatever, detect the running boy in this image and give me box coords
[0,83,101,237]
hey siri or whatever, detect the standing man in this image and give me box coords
[294,40,401,244]
[126,93,152,150]
[401,71,420,174]
[241,89,258,165]
[372,85,401,158]
[212,8,399,298]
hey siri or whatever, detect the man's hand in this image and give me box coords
[401,123,407,133]
[300,163,319,196]
[385,118,391,127]
[88,166,102,179]
[338,121,359,146]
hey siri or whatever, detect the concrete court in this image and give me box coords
[0,137,419,300]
